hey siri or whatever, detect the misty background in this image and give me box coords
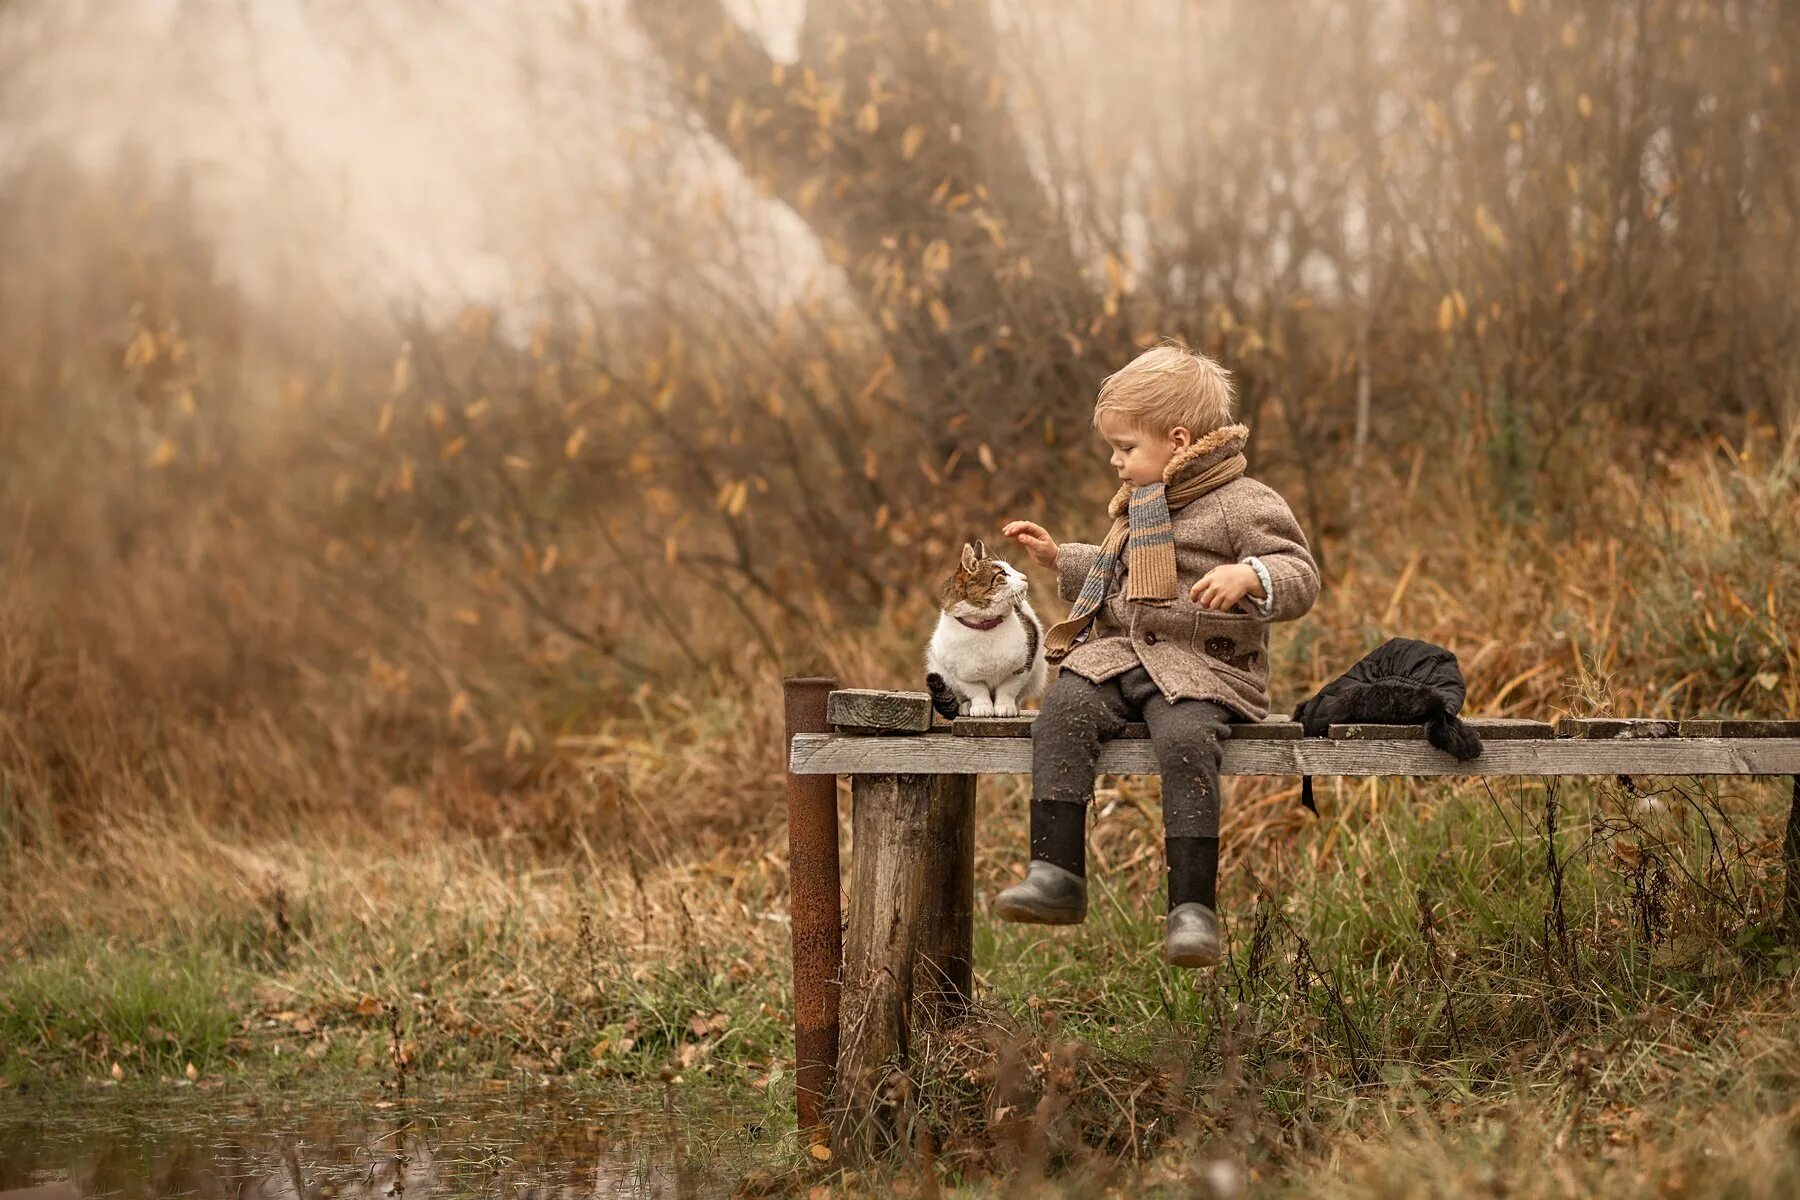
[0,0,1794,832]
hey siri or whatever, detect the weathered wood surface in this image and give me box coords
[828,689,933,734]
[1678,719,1800,739]
[835,772,974,1152]
[916,774,975,1023]
[1330,718,1556,741]
[791,733,1800,776]
[1556,717,1680,739]
[952,714,1304,739]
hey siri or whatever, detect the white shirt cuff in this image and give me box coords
[1240,556,1274,616]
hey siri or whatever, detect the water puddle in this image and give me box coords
[0,1085,757,1199]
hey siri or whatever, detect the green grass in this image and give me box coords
[3,770,1798,1196]
[0,943,239,1078]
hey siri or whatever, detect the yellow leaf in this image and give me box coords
[147,438,177,468]
[124,329,158,369]
[111,1062,124,1081]
[1436,295,1456,333]
[1577,93,1593,119]
[855,101,879,134]
[928,298,952,332]
[185,1062,198,1081]
[726,483,748,518]
[377,404,394,436]
[565,427,589,460]
[808,1144,832,1163]
[902,126,926,160]
[440,436,468,461]
[978,443,997,473]
[397,458,415,494]
[541,545,560,574]
[464,398,490,420]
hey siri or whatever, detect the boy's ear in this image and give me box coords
[960,543,978,572]
[1169,426,1193,449]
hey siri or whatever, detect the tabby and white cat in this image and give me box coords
[925,540,1048,719]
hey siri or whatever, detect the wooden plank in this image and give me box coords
[953,715,1035,738]
[1330,718,1555,741]
[790,733,1800,777]
[828,689,932,734]
[1556,717,1679,739]
[1233,718,1305,740]
[1679,719,1800,739]
[952,714,1302,739]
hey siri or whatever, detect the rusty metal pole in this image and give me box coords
[783,675,841,1134]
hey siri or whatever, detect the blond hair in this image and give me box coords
[1093,342,1236,435]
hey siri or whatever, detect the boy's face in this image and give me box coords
[1097,411,1191,489]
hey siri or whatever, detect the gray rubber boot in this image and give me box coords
[1165,902,1222,967]
[994,860,1088,925]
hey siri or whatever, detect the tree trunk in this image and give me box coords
[630,0,1102,470]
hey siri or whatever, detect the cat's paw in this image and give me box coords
[958,700,972,716]
[969,698,996,718]
[993,700,1020,718]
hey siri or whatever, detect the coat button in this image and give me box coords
[1143,631,1160,645]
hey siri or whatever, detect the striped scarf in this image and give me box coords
[1043,425,1250,662]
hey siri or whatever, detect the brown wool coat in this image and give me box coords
[1053,452,1320,722]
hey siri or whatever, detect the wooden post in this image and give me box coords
[834,772,976,1153]
[918,774,976,1023]
[783,676,841,1136]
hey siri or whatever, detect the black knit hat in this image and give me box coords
[1289,636,1483,813]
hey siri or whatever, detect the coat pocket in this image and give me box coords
[1192,609,1265,672]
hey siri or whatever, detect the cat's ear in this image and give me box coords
[973,538,988,561]
[960,542,978,572]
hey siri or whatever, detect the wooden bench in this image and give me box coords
[780,678,1800,1142]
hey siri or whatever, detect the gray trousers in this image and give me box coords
[1032,665,1237,838]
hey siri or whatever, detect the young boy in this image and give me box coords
[998,342,1320,967]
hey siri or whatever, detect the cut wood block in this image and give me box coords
[1556,717,1680,740]
[1329,718,1555,741]
[1678,719,1800,739]
[828,689,933,734]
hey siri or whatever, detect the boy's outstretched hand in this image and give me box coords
[1191,563,1264,611]
[1003,520,1059,568]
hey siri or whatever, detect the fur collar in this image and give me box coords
[1163,423,1249,486]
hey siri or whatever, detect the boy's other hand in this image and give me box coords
[1002,520,1059,568]
[1191,563,1261,611]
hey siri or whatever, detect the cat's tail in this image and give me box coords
[925,672,960,721]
